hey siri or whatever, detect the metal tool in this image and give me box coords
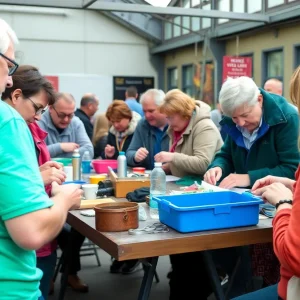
[128,222,169,235]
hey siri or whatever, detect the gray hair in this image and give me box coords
[140,89,165,106]
[55,92,75,105]
[81,93,97,106]
[219,76,260,117]
[0,18,18,53]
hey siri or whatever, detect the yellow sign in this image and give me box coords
[144,79,152,85]
[115,78,124,85]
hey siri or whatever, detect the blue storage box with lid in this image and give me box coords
[154,191,263,233]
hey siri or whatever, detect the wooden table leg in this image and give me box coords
[137,256,159,300]
[202,251,227,300]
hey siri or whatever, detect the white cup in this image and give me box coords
[82,184,98,200]
[63,166,73,182]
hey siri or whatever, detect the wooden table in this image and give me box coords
[59,200,273,300]
[67,206,272,260]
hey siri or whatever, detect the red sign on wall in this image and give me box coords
[45,76,59,91]
[222,56,252,82]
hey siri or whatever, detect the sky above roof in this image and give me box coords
[144,0,172,7]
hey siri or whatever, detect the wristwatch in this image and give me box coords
[275,200,293,209]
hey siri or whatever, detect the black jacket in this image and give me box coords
[94,135,108,159]
[104,132,134,159]
[75,109,93,140]
[126,119,169,170]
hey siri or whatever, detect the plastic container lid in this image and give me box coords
[154,162,162,167]
[119,151,125,155]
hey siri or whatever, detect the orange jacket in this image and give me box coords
[273,167,300,300]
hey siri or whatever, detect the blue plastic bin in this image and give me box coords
[154,191,263,233]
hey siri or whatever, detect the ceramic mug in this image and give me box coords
[82,184,98,200]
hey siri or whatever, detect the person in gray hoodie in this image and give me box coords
[126,89,169,171]
[38,93,94,159]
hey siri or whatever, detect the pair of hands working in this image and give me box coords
[40,161,82,210]
[135,148,172,173]
[60,142,79,153]
[39,161,66,185]
[204,167,294,208]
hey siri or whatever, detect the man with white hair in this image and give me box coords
[204,76,298,188]
[0,18,82,299]
[204,76,298,295]
[126,88,169,171]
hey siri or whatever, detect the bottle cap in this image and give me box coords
[119,151,125,155]
[154,162,162,167]
[72,149,80,157]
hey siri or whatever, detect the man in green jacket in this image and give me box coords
[204,76,299,296]
[204,77,299,189]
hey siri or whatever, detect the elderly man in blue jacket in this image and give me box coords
[126,88,169,171]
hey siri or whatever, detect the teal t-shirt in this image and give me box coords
[0,101,53,299]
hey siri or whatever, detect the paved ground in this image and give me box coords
[50,248,172,300]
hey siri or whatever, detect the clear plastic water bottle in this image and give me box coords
[72,149,81,180]
[150,162,166,220]
[117,151,127,178]
[81,151,92,174]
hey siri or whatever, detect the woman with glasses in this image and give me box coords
[2,65,67,299]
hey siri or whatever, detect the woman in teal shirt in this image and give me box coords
[0,18,82,300]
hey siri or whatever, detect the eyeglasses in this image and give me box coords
[27,97,48,115]
[52,106,74,119]
[0,52,19,76]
